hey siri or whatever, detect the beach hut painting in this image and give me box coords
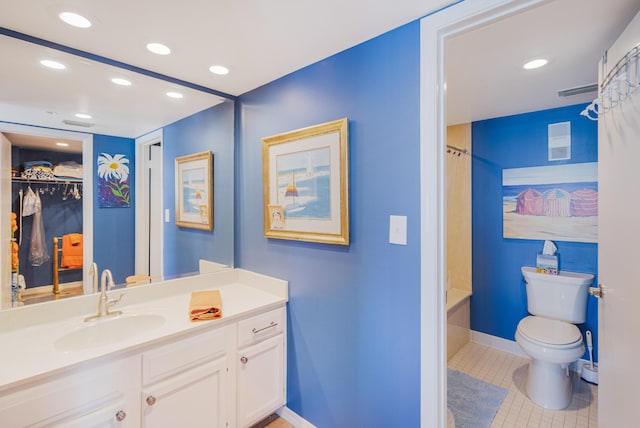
[502,162,598,243]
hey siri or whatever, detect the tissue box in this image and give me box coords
[536,254,558,275]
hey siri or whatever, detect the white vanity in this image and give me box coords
[0,268,288,428]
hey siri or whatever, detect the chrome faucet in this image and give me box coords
[84,269,124,322]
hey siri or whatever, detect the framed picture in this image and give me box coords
[175,151,213,231]
[262,118,349,245]
[502,162,598,243]
[97,153,130,208]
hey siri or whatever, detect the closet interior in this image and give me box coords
[9,135,84,304]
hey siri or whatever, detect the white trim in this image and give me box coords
[1,134,11,308]
[0,123,93,295]
[470,330,528,358]
[276,406,316,428]
[135,129,163,277]
[419,1,549,426]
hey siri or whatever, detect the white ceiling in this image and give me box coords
[446,0,639,125]
[0,0,638,141]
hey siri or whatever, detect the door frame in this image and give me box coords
[135,129,164,278]
[419,0,549,426]
[0,123,93,298]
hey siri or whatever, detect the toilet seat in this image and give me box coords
[517,316,582,349]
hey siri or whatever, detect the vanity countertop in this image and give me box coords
[0,268,287,392]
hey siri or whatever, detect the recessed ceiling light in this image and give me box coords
[40,59,66,70]
[56,142,70,147]
[147,43,171,55]
[523,59,548,70]
[75,113,92,119]
[166,91,183,99]
[59,12,92,28]
[112,77,132,86]
[209,65,229,75]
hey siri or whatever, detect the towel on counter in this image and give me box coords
[61,233,83,268]
[189,290,223,321]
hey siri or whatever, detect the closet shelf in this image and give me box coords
[11,177,83,184]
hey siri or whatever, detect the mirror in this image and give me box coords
[1,33,235,308]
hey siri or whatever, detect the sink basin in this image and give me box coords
[55,313,165,351]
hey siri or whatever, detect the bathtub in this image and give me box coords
[447,288,471,360]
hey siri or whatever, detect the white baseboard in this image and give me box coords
[470,330,528,358]
[471,330,594,374]
[277,406,316,428]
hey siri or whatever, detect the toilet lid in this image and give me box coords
[518,316,582,346]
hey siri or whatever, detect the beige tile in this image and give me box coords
[448,342,598,428]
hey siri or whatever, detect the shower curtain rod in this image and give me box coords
[446,144,469,156]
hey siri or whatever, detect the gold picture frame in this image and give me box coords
[262,118,349,245]
[175,151,213,231]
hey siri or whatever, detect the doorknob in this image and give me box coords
[589,284,606,299]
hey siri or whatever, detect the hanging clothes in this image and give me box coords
[22,186,37,216]
[28,191,49,267]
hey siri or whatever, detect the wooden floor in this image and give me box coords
[251,414,294,428]
[265,416,294,428]
[19,285,83,306]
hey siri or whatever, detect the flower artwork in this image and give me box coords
[97,153,130,208]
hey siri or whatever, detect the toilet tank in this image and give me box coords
[521,266,594,323]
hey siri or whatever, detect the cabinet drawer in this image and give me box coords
[143,326,230,386]
[237,306,285,348]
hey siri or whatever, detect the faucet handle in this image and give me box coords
[108,292,125,307]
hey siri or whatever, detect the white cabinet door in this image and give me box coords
[142,356,229,428]
[237,334,285,428]
[0,355,139,427]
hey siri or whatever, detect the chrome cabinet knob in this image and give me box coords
[146,395,157,406]
[240,356,248,364]
[115,410,127,421]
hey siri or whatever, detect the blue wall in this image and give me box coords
[93,134,136,284]
[162,102,235,277]
[237,22,421,427]
[471,104,599,361]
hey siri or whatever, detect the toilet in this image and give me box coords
[515,266,594,410]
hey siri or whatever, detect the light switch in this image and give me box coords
[389,215,407,245]
[165,209,170,223]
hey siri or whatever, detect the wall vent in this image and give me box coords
[548,121,571,161]
[557,83,598,97]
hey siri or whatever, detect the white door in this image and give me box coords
[135,130,163,278]
[149,143,162,277]
[597,11,640,426]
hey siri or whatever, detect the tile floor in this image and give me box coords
[262,340,598,428]
[449,341,598,428]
